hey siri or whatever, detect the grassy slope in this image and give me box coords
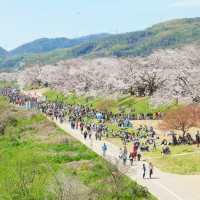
[0,80,19,89]
[143,145,200,175]
[0,96,155,200]
[44,89,178,114]
[1,18,200,70]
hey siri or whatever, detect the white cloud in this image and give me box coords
[170,0,200,8]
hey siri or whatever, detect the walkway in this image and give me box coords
[24,89,200,200]
[52,118,200,200]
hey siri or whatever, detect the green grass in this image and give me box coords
[44,89,178,114]
[0,139,53,200]
[144,145,200,175]
[44,89,94,106]
[0,96,155,200]
[106,122,135,135]
[116,96,179,114]
[0,80,19,89]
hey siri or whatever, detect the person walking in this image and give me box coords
[142,163,146,179]
[83,129,88,140]
[88,129,92,140]
[80,122,84,134]
[102,143,107,157]
[153,139,157,150]
[137,147,142,161]
[123,145,128,156]
[95,132,98,141]
[75,120,79,129]
[149,162,154,179]
[119,148,123,159]
[129,152,134,166]
[121,145,128,165]
[122,152,127,166]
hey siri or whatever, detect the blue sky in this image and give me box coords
[0,0,200,50]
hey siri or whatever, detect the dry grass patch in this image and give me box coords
[48,173,92,200]
[65,160,95,171]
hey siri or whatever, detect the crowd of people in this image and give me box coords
[1,88,158,177]
[1,87,200,179]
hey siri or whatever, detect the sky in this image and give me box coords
[0,0,200,50]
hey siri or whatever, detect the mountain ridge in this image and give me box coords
[0,47,8,57]
[9,33,111,56]
[1,17,200,70]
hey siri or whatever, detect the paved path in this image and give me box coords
[24,90,200,200]
[51,118,200,200]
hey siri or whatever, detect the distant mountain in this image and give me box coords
[68,17,200,58]
[9,34,110,56]
[1,17,200,70]
[0,47,7,57]
[9,38,70,55]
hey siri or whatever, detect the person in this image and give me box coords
[95,131,98,141]
[153,140,157,150]
[123,145,128,156]
[195,131,200,148]
[70,121,75,129]
[129,152,134,166]
[83,129,88,140]
[89,131,92,140]
[142,163,146,179]
[102,143,107,157]
[122,152,127,166]
[80,122,84,134]
[75,120,79,129]
[162,145,171,155]
[149,162,154,179]
[172,132,178,145]
[137,147,142,161]
[119,148,123,159]
[132,144,137,159]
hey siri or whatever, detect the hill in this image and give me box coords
[9,37,71,55]
[1,17,200,70]
[0,47,7,57]
[9,34,110,56]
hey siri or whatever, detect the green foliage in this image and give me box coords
[0,96,155,199]
[44,89,95,106]
[0,146,51,200]
[0,80,19,89]
[44,89,66,102]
